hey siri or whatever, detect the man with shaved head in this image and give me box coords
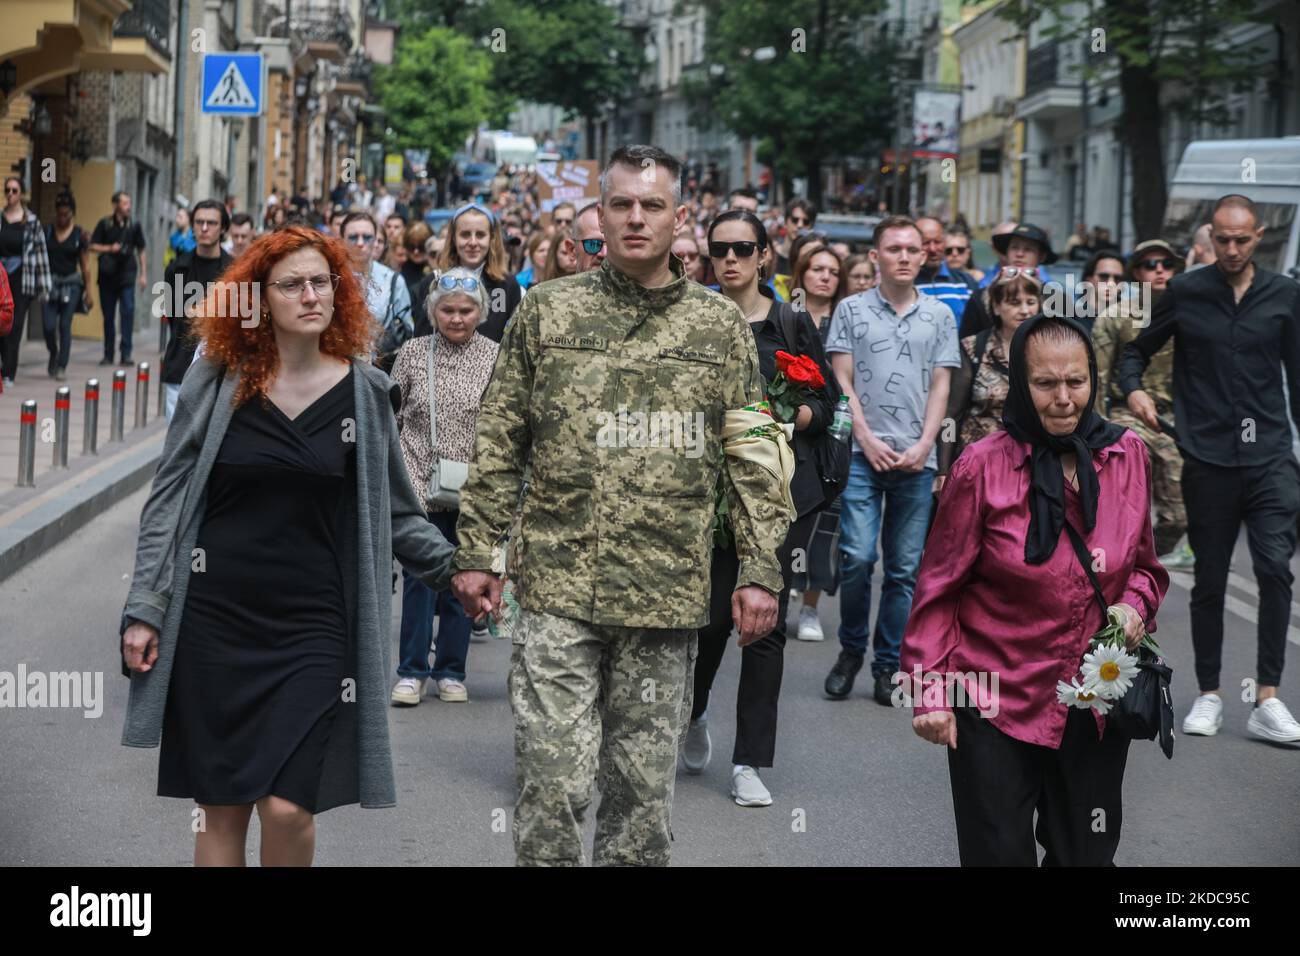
[1118,193,1300,745]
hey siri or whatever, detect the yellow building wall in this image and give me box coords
[69,159,117,340]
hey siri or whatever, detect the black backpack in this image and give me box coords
[775,304,850,508]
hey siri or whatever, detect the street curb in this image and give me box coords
[0,433,165,585]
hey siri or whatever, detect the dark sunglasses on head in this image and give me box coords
[708,240,759,259]
[580,237,605,255]
[1137,258,1177,271]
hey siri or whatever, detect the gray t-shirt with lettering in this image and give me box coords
[825,287,961,470]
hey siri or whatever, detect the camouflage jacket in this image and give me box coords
[452,257,791,629]
[1094,292,1174,418]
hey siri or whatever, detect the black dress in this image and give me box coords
[159,366,356,813]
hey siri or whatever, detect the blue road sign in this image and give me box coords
[201,53,263,116]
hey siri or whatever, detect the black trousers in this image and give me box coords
[0,287,35,380]
[947,707,1130,866]
[692,510,817,767]
[1182,455,1299,690]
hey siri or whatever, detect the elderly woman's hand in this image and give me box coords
[122,621,160,673]
[912,711,957,749]
[1109,602,1146,651]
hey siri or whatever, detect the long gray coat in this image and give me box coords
[120,358,455,810]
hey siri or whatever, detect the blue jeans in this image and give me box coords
[837,455,934,676]
[43,276,81,370]
[396,509,471,682]
[99,281,135,360]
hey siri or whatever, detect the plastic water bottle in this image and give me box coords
[829,395,853,442]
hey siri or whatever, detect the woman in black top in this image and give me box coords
[42,191,92,380]
[681,209,836,807]
[417,202,520,343]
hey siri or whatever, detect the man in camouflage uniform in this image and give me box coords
[451,144,793,866]
[1093,238,1188,560]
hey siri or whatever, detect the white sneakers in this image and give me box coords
[390,677,426,707]
[730,766,773,807]
[391,676,468,704]
[436,678,468,702]
[1182,693,1223,735]
[796,605,825,642]
[1248,698,1300,743]
[1182,692,1300,743]
[680,714,712,774]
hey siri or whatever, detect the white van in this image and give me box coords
[471,130,540,169]
[1162,137,1300,277]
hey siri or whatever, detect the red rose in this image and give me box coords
[775,350,796,376]
[785,355,825,389]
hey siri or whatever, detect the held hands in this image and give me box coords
[858,432,901,472]
[122,621,160,673]
[894,440,932,473]
[451,570,503,624]
[731,586,778,647]
[1109,602,1146,651]
[1125,389,1161,431]
[912,711,957,749]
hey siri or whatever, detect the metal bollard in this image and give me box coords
[17,400,36,487]
[157,360,166,418]
[135,361,150,429]
[84,378,100,455]
[110,369,126,442]
[52,386,70,469]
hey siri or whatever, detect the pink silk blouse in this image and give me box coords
[899,428,1170,748]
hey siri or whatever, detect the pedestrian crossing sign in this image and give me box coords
[201,53,263,115]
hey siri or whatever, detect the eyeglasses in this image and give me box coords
[1137,258,1176,271]
[438,274,481,293]
[580,238,605,255]
[193,219,223,230]
[553,217,573,227]
[4,187,20,195]
[708,240,759,259]
[344,232,376,246]
[267,273,340,298]
[1094,272,1124,282]
[788,215,810,226]
[944,245,968,254]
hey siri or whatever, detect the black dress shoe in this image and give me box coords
[120,354,132,365]
[874,671,896,706]
[825,649,864,699]
[98,357,114,366]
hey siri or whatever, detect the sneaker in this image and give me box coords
[680,714,712,774]
[825,649,864,699]
[120,354,132,365]
[1182,693,1223,736]
[390,676,425,706]
[98,357,113,366]
[1160,543,1195,570]
[873,671,895,706]
[470,619,491,642]
[54,368,66,382]
[796,605,825,642]
[1,378,12,388]
[730,766,773,807]
[437,678,468,702]
[1247,697,1300,743]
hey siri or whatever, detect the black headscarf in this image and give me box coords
[1001,314,1127,564]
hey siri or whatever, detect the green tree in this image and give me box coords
[679,0,896,205]
[374,26,496,177]
[999,0,1270,239]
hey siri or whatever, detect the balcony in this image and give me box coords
[113,0,172,60]
[335,51,372,96]
[1017,40,1082,121]
[261,1,355,63]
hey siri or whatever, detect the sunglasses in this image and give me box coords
[1094,272,1124,282]
[580,238,605,255]
[553,217,573,226]
[4,187,20,195]
[944,245,968,254]
[708,240,759,259]
[994,267,1044,285]
[1137,258,1177,271]
[438,274,481,293]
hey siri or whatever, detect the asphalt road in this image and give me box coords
[2,485,1298,866]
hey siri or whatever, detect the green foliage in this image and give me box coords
[680,0,895,193]
[373,26,496,173]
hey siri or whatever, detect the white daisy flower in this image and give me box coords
[1081,642,1141,701]
[1056,677,1112,715]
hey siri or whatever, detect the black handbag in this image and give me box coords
[1064,521,1174,759]
[775,305,850,508]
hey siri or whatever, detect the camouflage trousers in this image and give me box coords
[1111,409,1187,555]
[508,608,698,867]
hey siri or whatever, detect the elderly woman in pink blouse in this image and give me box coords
[901,314,1169,866]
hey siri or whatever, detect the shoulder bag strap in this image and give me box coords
[426,337,438,457]
[1063,520,1109,618]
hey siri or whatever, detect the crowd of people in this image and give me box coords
[111,143,1300,868]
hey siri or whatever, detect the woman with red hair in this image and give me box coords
[119,225,455,866]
